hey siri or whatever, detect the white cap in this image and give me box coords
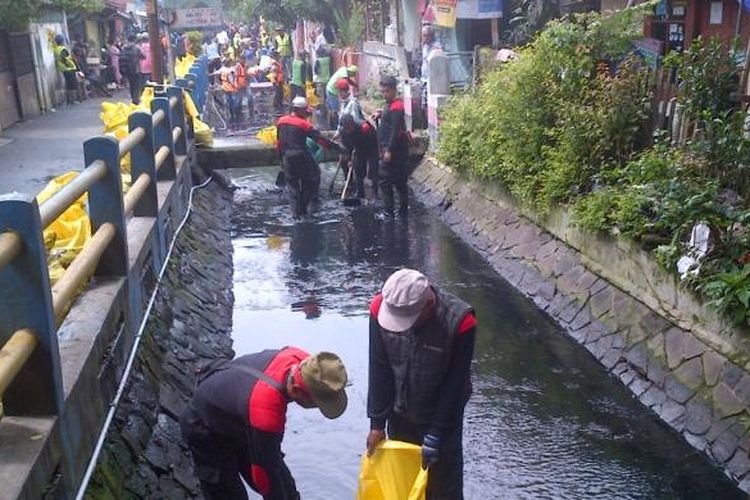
[378,269,430,332]
[292,96,308,109]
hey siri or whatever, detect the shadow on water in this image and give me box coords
[229,166,743,500]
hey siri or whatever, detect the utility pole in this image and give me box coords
[146,0,164,83]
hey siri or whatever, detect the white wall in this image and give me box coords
[30,20,68,111]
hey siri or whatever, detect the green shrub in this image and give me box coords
[437,9,652,211]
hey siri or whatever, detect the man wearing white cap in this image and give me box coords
[276,97,343,217]
[366,269,476,499]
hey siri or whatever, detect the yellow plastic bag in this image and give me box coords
[306,82,320,108]
[257,125,277,146]
[194,117,213,147]
[175,54,196,79]
[36,172,92,283]
[184,92,199,119]
[357,440,428,500]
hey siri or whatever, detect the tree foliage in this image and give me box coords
[224,0,336,28]
[0,0,103,31]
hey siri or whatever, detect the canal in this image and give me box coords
[228,166,742,499]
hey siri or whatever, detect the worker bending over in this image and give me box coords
[277,97,343,217]
[367,269,476,500]
[181,348,349,500]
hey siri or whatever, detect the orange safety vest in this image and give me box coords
[221,69,237,93]
[236,63,248,89]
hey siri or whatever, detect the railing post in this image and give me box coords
[83,136,129,276]
[167,86,188,155]
[151,96,176,180]
[0,195,63,415]
[128,112,159,217]
[188,68,203,113]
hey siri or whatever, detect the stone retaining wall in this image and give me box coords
[87,175,235,499]
[411,159,750,492]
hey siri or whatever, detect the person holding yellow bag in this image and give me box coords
[367,269,476,500]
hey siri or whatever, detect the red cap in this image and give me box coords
[335,78,350,91]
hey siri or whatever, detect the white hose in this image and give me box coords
[75,175,214,499]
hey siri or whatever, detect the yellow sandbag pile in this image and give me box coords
[357,440,428,500]
[37,172,91,284]
[38,171,132,284]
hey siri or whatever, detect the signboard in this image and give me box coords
[633,37,664,68]
[172,8,223,29]
[433,0,459,28]
[457,0,503,19]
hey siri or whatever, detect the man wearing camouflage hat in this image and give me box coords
[366,269,476,499]
[181,347,348,499]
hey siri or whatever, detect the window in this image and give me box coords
[710,1,724,25]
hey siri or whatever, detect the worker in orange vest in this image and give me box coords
[235,55,250,122]
[219,58,240,128]
[271,50,285,115]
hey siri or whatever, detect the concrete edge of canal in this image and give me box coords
[86,170,236,499]
[410,158,750,493]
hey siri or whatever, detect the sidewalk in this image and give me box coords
[0,90,129,197]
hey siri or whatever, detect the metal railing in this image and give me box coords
[0,56,208,419]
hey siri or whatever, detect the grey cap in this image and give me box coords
[378,269,430,332]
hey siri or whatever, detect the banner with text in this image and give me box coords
[433,0,459,28]
[172,8,223,30]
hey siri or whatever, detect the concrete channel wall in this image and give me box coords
[411,159,750,492]
[0,153,193,499]
[87,174,235,498]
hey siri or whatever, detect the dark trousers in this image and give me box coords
[226,92,240,124]
[290,84,305,100]
[127,72,142,104]
[380,154,409,215]
[181,406,299,500]
[349,148,378,198]
[388,414,464,500]
[273,83,284,112]
[284,154,318,217]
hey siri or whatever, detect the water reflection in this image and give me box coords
[229,166,743,500]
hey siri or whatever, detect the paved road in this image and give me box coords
[0,91,129,197]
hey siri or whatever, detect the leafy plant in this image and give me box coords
[700,265,750,326]
[333,3,364,48]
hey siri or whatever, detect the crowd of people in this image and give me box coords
[53,29,176,106]
[197,22,412,220]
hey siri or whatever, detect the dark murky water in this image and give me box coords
[229,166,742,499]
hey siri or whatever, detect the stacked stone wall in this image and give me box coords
[87,175,235,499]
[412,159,750,492]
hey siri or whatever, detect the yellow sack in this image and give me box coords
[305,82,320,108]
[36,172,92,282]
[194,117,213,147]
[357,440,428,500]
[175,54,196,79]
[184,92,199,119]
[257,125,277,146]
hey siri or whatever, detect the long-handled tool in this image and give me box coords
[328,162,342,195]
[340,158,361,207]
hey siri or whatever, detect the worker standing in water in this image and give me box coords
[181,348,349,499]
[375,75,410,217]
[366,269,477,500]
[277,96,344,217]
